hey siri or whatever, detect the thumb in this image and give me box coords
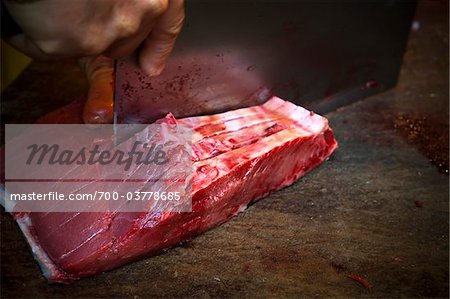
[78,56,115,124]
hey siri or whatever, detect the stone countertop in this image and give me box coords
[1,1,448,297]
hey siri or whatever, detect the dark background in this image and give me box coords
[1,0,448,297]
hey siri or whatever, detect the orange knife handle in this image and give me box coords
[79,56,115,125]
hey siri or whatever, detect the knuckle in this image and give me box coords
[164,17,184,38]
[158,13,184,40]
[38,42,61,56]
[177,12,186,28]
[147,0,169,17]
[79,37,106,55]
[163,24,181,40]
[116,17,139,37]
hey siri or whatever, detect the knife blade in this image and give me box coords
[114,0,415,124]
[113,59,118,126]
[114,52,270,124]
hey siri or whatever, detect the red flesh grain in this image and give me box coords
[11,96,338,283]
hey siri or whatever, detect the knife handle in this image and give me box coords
[79,56,115,125]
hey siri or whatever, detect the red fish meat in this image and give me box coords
[11,96,337,283]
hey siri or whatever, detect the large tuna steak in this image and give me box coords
[11,96,337,283]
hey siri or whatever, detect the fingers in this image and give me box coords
[79,56,115,124]
[102,0,166,59]
[4,0,184,77]
[139,0,185,76]
[103,19,156,59]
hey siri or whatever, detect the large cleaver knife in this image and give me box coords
[114,0,416,124]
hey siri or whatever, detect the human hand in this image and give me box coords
[4,0,184,76]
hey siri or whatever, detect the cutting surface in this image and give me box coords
[1,1,448,297]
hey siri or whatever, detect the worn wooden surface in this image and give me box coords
[1,1,448,297]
